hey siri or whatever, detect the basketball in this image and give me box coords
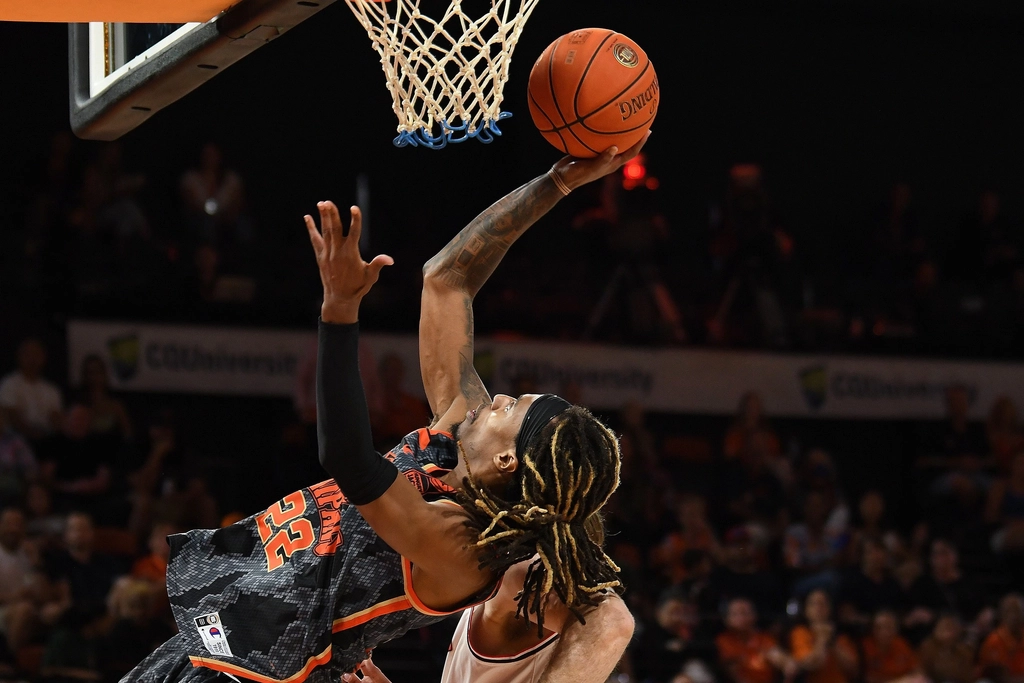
[528,28,658,158]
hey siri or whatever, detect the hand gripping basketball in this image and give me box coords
[550,130,651,194]
[304,201,393,324]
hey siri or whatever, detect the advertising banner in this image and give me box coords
[68,320,1024,419]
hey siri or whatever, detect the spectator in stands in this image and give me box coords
[716,597,796,683]
[871,182,927,286]
[848,490,897,555]
[652,493,722,585]
[861,609,922,683]
[49,404,115,521]
[710,527,786,624]
[977,593,1024,683]
[904,538,990,644]
[24,483,65,551]
[789,590,859,683]
[917,385,993,529]
[793,449,847,516]
[846,490,924,587]
[783,491,845,599]
[618,399,664,480]
[0,337,64,452]
[917,613,975,683]
[707,164,797,349]
[986,452,1024,574]
[72,354,133,446]
[723,432,789,542]
[0,507,38,651]
[179,142,249,253]
[130,522,175,587]
[42,512,125,624]
[836,538,907,631]
[988,396,1024,477]
[676,548,720,617]
[633,588,718,683]
[369,353,430,451]
[946,190,1018,286]
[99,577,174,681]
[125,409,188,536]
[724,392,781,462]
[152,474,219,534]
[0,407,37,506]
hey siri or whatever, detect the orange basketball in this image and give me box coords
[528,28,658,158]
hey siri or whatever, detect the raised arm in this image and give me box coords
[307,201,493,608]
[419,135,650,429]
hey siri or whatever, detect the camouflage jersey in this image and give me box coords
[164,428,490,683]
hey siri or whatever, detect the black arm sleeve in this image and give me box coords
[316,319,398,505]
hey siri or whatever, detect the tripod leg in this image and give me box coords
[583,264,629,340]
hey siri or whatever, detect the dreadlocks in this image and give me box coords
[456,405,623,635]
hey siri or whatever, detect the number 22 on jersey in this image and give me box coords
[256,491,315,571]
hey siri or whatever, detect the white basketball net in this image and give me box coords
[344,0,541,148]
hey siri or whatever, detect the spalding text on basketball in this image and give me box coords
[618,78,659,121]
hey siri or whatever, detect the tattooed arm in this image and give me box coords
[419,134,651,429]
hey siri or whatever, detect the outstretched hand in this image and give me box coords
[551,130,651,193]
[304,201,393,324]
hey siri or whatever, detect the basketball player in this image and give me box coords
[344,559,571,683]
[343,520,626,683]
[120,135,645,683]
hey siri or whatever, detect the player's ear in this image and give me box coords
[494,449,518,476]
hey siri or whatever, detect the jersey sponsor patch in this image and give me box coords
[194,612,234,657]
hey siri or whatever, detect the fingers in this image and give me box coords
[345,206,362,242]
[618,130,651,161]
[317,201,337,244]
[359,658,388,682]
[311,201,365,248]
[368,254,395,270]
[303,214,323,254]
[366,254,394,285]
[324,201,348,239]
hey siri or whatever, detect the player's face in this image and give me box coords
[457,393,542,487]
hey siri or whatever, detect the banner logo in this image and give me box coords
[800,365,827,410]
[107,334,141,381]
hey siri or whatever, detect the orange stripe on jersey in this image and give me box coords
[189,645,332,683]
[332,595,412,632]
[421,462,442,473]
[401,555,503,617]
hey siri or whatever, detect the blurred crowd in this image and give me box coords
[5,324,1024,683]
[5,133,1024,683]
[4,133,1024,358]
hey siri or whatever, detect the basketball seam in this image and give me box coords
[578,111,657,136]
[529,88,566,152]
[563,122,601,156]
[572,30,618,122]
[584,61,655,128]
[534,110,657,136]
[547,35,570,131]
[534,63,655,134]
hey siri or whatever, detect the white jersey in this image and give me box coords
[440,606,559,683]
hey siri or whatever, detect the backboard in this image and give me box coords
[69,0,338,140]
